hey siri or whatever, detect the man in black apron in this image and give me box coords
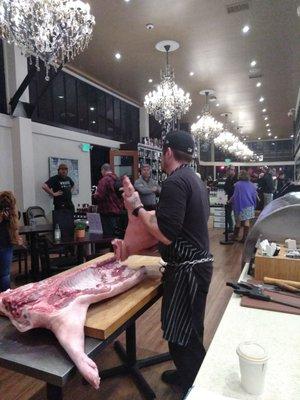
[124,131,213,395]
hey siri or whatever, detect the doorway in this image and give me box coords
[90,145,110,187]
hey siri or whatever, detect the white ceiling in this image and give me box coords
[71,0,300,139]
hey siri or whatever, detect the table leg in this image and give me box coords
[30,233,40,281]
[47,383,63,400]
[101,322,171,400]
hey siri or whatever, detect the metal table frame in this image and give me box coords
[0,287,170,400]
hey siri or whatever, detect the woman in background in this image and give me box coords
[0,191,20,291]
[229,170,257,243]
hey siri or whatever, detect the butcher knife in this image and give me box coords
[226,282,300,310]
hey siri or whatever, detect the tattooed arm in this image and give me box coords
[138,209,171,245]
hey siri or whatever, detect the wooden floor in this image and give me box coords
[0,229,244,400]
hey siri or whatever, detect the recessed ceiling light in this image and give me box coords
[189,72,194,76]
[92,120,96,124]
[290,134,294,138]
[216,103,220,107]
[115,52,122,60]
[274,136,278,139]
[124,0,130,2]
[267,129,271,132]
[266,123,270,127]
[197,115,200,119]
[231,120,235,123]
[250,60,257,67]
[259,97,264,102]
[262,108,267,113]
[242,25,250,34]
[264,116,268,121]
[268,133,272,136]
[146,23,154,30]
[258,137,261,140]
[256,82,262,87]
[58,95,64,99]
[148,78,153,83]
[90,107,95,111]
[243,138,246,141]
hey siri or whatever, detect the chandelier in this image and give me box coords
[214,130,238,151]
[144,41,192,133]
[228,140,254,160]
[191,90,223,141]
[0,0,95,80]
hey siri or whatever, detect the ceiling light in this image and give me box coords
[259,97,264,102]
[290,134,294,138]
[0,1,95,81]
[256,82,262,87]
[268,133,272,136]
[274,136,278,139]
[146,23,154,30]
[189,72,194,76]
[90,107,95,111]
[242,25,250,34]
[115,52,122,60]
[272,142,275,145]
[231,120,235,123]
[197,115,200,119]
[244,138,246,141]
[92,120,96,124]
[58,95,64,99]
[148,78,153,83]
[250,60,257,67]
[216,103,220,107]
[124,0,130,2]
[267,129,271,132]
[262,108,267,113]
[264,116,268,121]
[144,41,191,130]
[258,137,261,140]
[266,123,270,127]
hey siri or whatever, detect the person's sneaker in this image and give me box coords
[161,370,182,386]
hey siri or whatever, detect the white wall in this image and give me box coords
[0,114,14,191]
[32,122,122,217]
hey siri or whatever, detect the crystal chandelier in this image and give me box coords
[214,130,238,151]
[228,140,254,160]
[144,42,192,133]
[191,90,223,141]
[0,0,95,80]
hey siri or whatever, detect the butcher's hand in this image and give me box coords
[123,191,143,213]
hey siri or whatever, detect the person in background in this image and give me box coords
[0,191,21,292]
[224,166,237,233]
[276,172,286,195]
[123,131,213,396]
[260,167,274,208]
[134,163,161,211]
[42,163,75,211]
[94,163,123,236]
[229,170,257,243]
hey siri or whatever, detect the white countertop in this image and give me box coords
[192,264,300,400]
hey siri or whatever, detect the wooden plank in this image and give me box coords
[254,246,300,281]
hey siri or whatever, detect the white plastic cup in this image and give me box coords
[236,341,269,395]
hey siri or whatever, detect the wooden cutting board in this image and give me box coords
[241,289,300,316]
[84,253,163,339]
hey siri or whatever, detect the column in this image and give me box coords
[11,117,36,210]
[139,107,149,140]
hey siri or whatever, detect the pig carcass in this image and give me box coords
[112,176,158,261]
[0,257,146,389]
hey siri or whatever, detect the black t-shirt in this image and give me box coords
[45,175,74,209]
[156,166,210,257]
[224,176,237,199]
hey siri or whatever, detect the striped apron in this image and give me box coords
[160,237,213,346]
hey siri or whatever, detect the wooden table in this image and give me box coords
[0,254,170,400]
[19,224,53,281]
[46,232,114,265]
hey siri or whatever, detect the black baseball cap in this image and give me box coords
[163,130,195,156]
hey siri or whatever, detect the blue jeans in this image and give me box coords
[0,247,13,292]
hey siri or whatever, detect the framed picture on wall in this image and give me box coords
[49,157,79,195]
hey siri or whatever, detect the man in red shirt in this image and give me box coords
[94,164,123,236]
